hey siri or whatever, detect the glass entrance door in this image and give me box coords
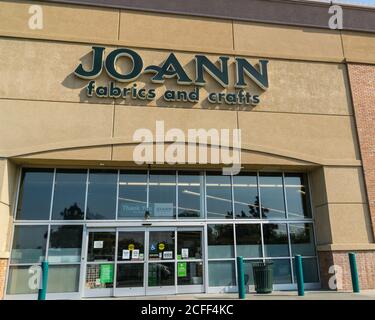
[84,229,116,297]
[146,228,176,295]
[115,229,146,296]
[83,227,204,297]
[176,228,204,294]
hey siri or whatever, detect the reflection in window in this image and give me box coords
[259,173,286,219]
[149,171,176,219]
[244,261,256,285]
[148,263,175,286]
[148,231,175,260]
[293,258,319,283]
[118,171,147,219]
[178,172,202,218]
[48,225,83,263]
[117,264,144,288]
[177,262,203,285]
[208,261,236,287]
[233,173,259,219]
[236,224,262,258]
[117,231,144,261]
[86,170,117,220]
[85,264,114,289]
[206,173,232,219]
[285,174,311,218]
[7,266,38,295]
[51,170,86,220]
[16,169,54,220]
[271,259,292,284]
[207,224,234,258]
[11,225,48,264]
[47,265,80,293]
[87,232,116,262]
[263,224,289,257]
[177,231,202,259]
[290,224,316,256]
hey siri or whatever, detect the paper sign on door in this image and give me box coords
[132,249,140,259]
[94,241,103,249]
[181,248,189,259]
[163,251,173,259]
[122,249,130,260]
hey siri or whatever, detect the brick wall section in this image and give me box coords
[348,64,375,238]
[0,259,7,299]
[318,251,375,290]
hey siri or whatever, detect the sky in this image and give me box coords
[331,0,375,6]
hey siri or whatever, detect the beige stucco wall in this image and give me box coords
[310,166,374,250]
[1,1,375,64]
[0,0,375,262]
[0,160,17,258]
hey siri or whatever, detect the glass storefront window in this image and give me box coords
[7,266,38,295]
[47,265,80,293]
[118,171,148,220]
[48,225,83,263]
[177,262,203,285]
[149,171,176,219]
[271,259,292,284]
[208,261,236,287]
[235,224,262,258]
[207,224,234,259]
[87,232,116,262]
[177,231,202,260]
[259,173,286,219]
[178,172,203,219]
[11,225,48,264]
[8,168,319,296]
[51,169,86,220]
[148,263,175,286]
[206,173,232,219]
[233,173,259,219]
[16,169,54,220]
[285,173,311,219]
[117,264,144,288]
[148,231,175,260]
[290,223,316,256]
[86,170,117,220]
[85,263,114,289]
[263,223,289,257]
[117,231,144,261]
[244,260,257,285]
[292,257,319,283]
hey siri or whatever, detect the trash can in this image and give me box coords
[252,261,273,294]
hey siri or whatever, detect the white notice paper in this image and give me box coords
[153,203,174,217]
[132,249,140,259]
[122,249,130,260]
[163,251,173,259]
[181,248,189,259]
[94,241,103,249]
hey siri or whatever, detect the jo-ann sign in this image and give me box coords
[74,46,269,106]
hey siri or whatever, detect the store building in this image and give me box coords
[0,0,375,299]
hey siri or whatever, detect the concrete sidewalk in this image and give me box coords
[93,290,375,300]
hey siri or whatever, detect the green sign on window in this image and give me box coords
[177,262,187,277]
[100,264,114,284]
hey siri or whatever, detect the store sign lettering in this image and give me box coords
[74,46,269,106]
